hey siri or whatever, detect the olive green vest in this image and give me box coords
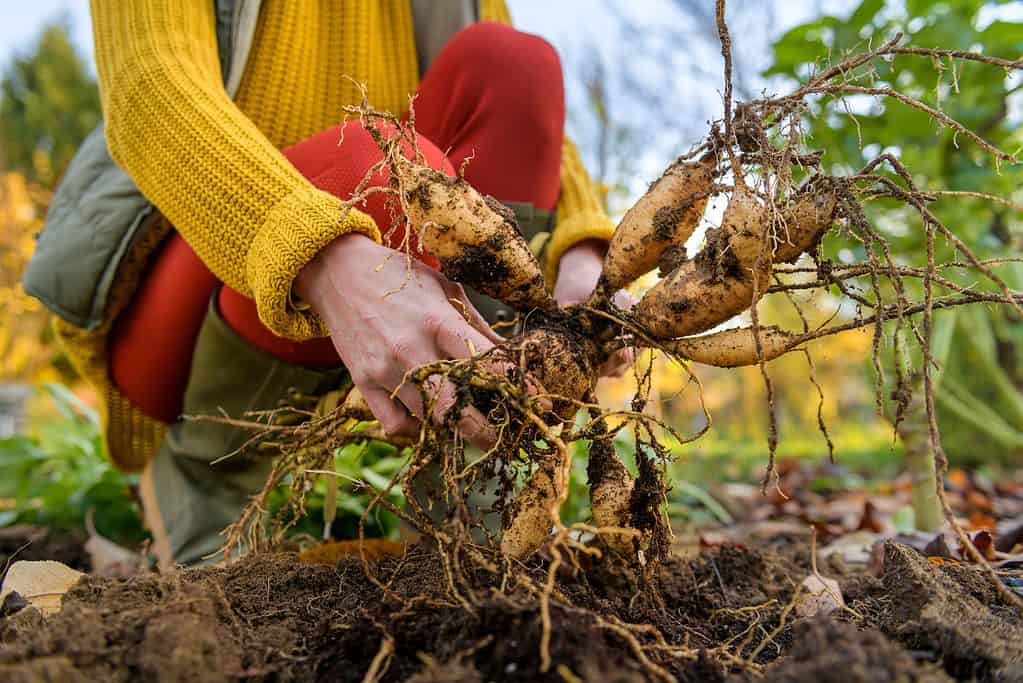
[23,0,478,331]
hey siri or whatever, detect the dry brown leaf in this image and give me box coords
[0,560,83,616]
[968,512,997,532]
[966,530,998,562]
[819,530,882,565]
[949,468,969,489]
[856,501,884,534]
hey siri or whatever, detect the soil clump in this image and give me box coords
[1,541,1020,682]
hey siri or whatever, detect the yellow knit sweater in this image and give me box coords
[75,0,614,469]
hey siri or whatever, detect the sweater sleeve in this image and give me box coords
[90,0,381,340]
[477,0,616,285]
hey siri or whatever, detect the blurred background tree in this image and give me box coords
[0,20,96,433]
[0,172,58,384]
[764,0,1022,526]
[0,19,101,189]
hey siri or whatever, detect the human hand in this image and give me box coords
[296,234,501,445]
[552,239,636,378]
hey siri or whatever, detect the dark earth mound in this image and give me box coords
[0,526,90,573]
[1,541,1020,682]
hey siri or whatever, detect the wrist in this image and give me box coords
[295,232,377,310]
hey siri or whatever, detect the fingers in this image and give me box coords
[389,357,499,447]
[359,383,419,437]
[437,278,502,345]
[431,312,497,360]
[458,407,498,449]
[420,375,498,448]
[599,347,635,378]
[370,311,500,443]
[392,381,426,425]
[552,240,606,307]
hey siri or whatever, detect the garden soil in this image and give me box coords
[0,527,90,573]
[1,540,1020,682]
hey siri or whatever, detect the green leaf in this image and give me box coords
[981,20,1023,55]
[0,436,45,466]
[892,505,917,534]
[360,467,395,493]
[672,480,733,525]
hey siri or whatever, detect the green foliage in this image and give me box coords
[0,384,146,544]
[277,440,408,541]
[0,20,101,187]
[767,0,1023,463]
[0,384,410,546]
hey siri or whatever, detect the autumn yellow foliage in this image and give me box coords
[598,275,878,451]
[0,172,61,383]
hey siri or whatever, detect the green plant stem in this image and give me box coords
[896,311,956,533]
[898,372,943,532]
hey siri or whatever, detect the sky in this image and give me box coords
[1,1,93,64]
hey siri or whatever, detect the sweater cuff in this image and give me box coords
[247,187,380,339]
[544,210,616,285]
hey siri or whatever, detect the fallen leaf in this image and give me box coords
[819,530,881,565]
[892,530,953,558]
[967,512,997,532]
[796,574,844,618]
[0,560,83,616]
[995,516,1023,553]
[964,530,997,562]
[948,468,969,490]
[965,490,994,514]
[923,533,954,560]
[0,590,29,617]
[856,501,884,533]
[993,556,1023,570]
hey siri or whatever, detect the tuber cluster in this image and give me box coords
[386,132,838,558]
